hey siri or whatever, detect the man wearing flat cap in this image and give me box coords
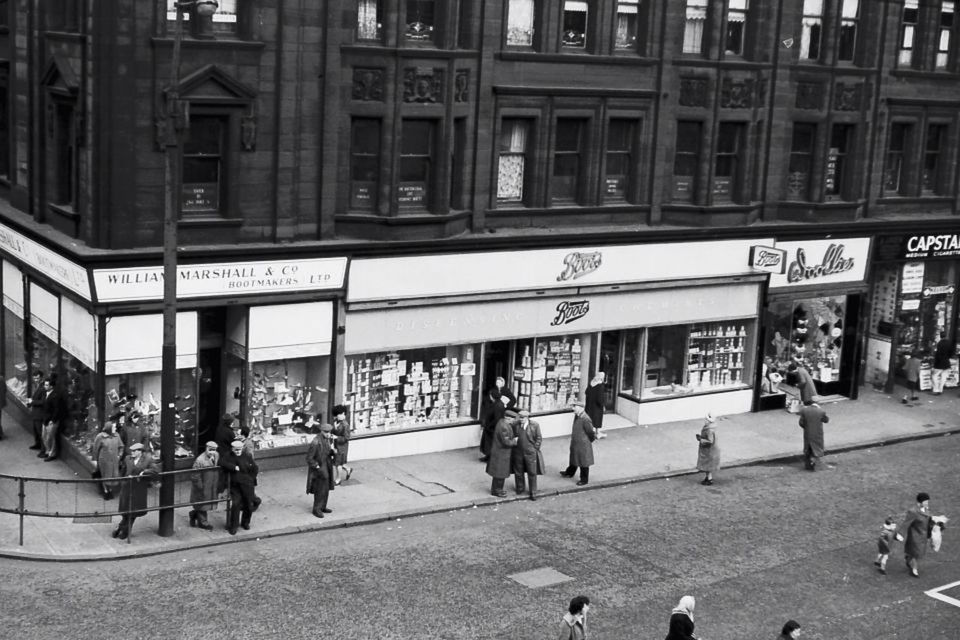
[486,410,519,498]
[513,410,545,500]
[219,439,259,535]
[305,420,335,518]
[561,399,596,486]
[188,441,220,531]
[112,442,159,541]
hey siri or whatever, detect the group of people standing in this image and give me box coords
[28,370,67,462]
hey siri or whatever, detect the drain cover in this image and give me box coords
[508,567,574,588]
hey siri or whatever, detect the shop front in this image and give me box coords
[0,218,347,471]
[342,239,772,460]
[759,237,871,407]
[868,233,960,392]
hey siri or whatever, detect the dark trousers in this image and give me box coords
[490,477,506,495]
[228,484,255,530]
[311,476,330,514]
[522,473,538,495]
[479,428,493,457]
[563,465,590,483]
[117,514,138,536]
[32,419,44,449]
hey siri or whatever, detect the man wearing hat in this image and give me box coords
[112,442,159,540]
[797,398,829,471]
[561,399,596,485]
[513,410,545,500]
[188,441,220,531]
[219,438,260,535]
[486,410,519,498]
[305,420,336,518]
[215,413,239,456]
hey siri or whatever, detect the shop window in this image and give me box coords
[884,122,910,195]
[724,0,749,56]
[181,113,227,216]
[498,118,531,204]
[561,1,588,49]
[937,2,955,69]
[620,329,643,397]
[2,266,26,405]
[513,336,584,413]
[357,0,383,42]
[166,0,238,38]
[350,118,381,212]
[47,99,79,211]
[683,0,708,55]
[837,0,859,62]
[713,122,744,201]
[895,261,958,384]
[552,118,585,204]
[506,0,535,47]
[825,124,853,200]
[245,357,331,449]
[786,122,815,201]
[604,118,636,202]
[615,0,641,51]
[405,0,435,42]
[899,0,919,67]
[672,120,701,202]
[398,119,435,210]
[800,0,823,61]
[766,297,846,391]
[923,124,948,194]
[344,345,481,434]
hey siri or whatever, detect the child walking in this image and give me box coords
[875,517,902,574]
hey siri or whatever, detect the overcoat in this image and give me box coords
[485,416,518,479]
[585,382,604,429]
[305,434,335,494]
[899,506,933,560]
[331,419,351,466]
[42,387,68,424]
[664,612,696,640]
[190,451,220,511]
[696,422,721,473]
[796,366,817,404]
[118,452,159,518]
[797,403,829,458]
[514,419,545,475]
[92,430,122,492]
[568,412,596,468]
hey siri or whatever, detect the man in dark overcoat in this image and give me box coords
[485,410,518,497]
[584,372,606,438]
[513,410,545,500]
[28,370,46,453]
[479,389,507,462]
[112,443,159,541]
[305,422,336,518]
[41,375,68,461]
[220,439,259,535]
[561,400,596,485]
[797,398,829,471]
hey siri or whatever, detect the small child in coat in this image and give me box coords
[875,517,902,574]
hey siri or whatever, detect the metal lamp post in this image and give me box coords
[158,0,219,537]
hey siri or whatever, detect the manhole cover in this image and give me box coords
[508,567,574,588]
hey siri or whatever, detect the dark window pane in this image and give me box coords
[183,116,222,155]
[352,120,380,152]
[399,157,430,182]
[406,0,434,40]
[838,24,856,60]
[402,121,433,154]
[926,125,944,151]
[676,122,701,153]
[791,123,815,152]
[556,120,582,151]
[183,157,220,183]
[607,120,635,151]
[554,155,579,177]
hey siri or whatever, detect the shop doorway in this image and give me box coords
[598,331,620,412]
[483,340,511,396]
[197,309,226,452]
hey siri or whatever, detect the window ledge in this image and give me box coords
[890,69,960,81]
[777,199,866,209]
[150,37,266,52]
[179,216,243,228]
[498,50,657,66]
[875,195,953,206]
[47,203,79,220]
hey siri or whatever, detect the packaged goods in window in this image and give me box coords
[244,356,329,449]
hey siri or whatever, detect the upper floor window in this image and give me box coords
[498,119,531,204]
[800,0,823,61]
[672,121,702,202]
[350,118,380,212]
[46,0,79,31]
[826,124,854,199]
[506,0,535,46]
[552,118,585,203]
[405,0,435,42]
[166,0,237,37]
[937,2,955,69]
[837,0,859,62]
[181,114,227,216]
[357,0,383,42]
[899,0,919,67]
[713,123,744,201]
[786,123,816,201]
[683,0,708,54]
[48,100,79,210]
[398,119,435,210]
[615,1,641,50]
[605,119,637,202]
[561,1,588,49]
[923,124,948,194]
[724,0,749,56]
[0,69,8,182]
[884,122,910,195]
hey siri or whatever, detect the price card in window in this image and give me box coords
[460,362,476,376]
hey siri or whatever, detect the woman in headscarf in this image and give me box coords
[664,595,697,640]
[695,413,720,486]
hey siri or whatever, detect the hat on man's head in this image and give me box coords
[917,492,931,503]
[518,410,531,418]
[320,422,334,433]
[230,439,244,449]
[571,399,585,407]
[128,443,145,452]
[504,410,519,419]
[205,441,219,450]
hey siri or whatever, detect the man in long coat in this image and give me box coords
[41,375,68,461]
[478,389,506,462]
[513,410,545,500]
[188,441,220,531]
[797,398,829,471]
[220,439,259,535]
[561,400,596,485]
[486,410,518,497]
[112,443,159,540]
[584,372,606,438]
[305,422,335,518]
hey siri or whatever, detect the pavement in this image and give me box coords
[0,384,957,561]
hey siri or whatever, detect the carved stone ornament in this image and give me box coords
[720,77,755,109]
[454,69,469,103]
[834,82,864,111]
[241,114,256,151]
[403,67,444,103]
[795,82,824,110]
[351,68,384,102]
[679,77,709,107]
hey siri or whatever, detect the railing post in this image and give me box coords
[17,477,25,547]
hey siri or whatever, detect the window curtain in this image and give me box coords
[507,0,535,46]
[683,1,708,53]
[358,0,379,40]
[615,1,639,48]
[842,0,859,18]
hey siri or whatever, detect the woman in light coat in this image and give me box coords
[92,421,122,499]
[695,413,720,486]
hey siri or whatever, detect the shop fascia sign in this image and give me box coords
[767,238,870,289]
[902,234,960,260]
[92,256,348,303]
[748,245,787,274]
[550,299,590,326]
[0,221,90,300]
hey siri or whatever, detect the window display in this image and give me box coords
[61,353,96,454]
[3,307,27,405]
[512,336,583,412]
[766,296,845,386]
[245,356,330,449]
[345,344,479,434]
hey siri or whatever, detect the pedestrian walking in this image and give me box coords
[41,374,68,461]
[777,619,801,639]
[112,443,159,541]
[797,398,829,471]
[486,410,518,497]
[664,595,697,640]
[695,413,720,486]
[92,421,122,499]
[561,400,595,486]
[305,422,335,518]
[788,362,817,404]
[558,595,589,640]
[220,439,259,535]
[585,372,607,439]
[899,492,936,577]
[331,404,354,485]
[874,517,901,575]
[28,370,46,454]
[901,351,921,403]
[478,388,505,462]
[932,334,953,394]
[188,441,220,531]
[513,410,545,500]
